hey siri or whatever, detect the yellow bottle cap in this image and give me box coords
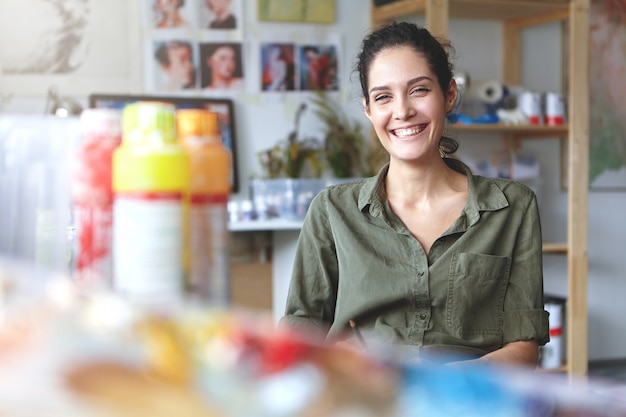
[176,109,221,145]
[123,101,177,145]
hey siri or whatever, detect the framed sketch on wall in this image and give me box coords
[88,94,240,192]
[0,0,140,96]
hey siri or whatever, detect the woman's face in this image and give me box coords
[208,46,236,79]
[363,45,456,164]
[166,44,193,87]
[206,0,230,14]
[156,0,181,12]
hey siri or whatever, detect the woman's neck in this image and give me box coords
[385,157,465,204]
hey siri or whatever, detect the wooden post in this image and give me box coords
[567,0,590,378]
[426,0,449,38]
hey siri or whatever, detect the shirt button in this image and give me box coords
[418,271,425,277]
[419,313,427,320]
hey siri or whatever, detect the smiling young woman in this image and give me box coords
[280,22,549,368]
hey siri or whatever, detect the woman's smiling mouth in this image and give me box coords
[392,124,427,138]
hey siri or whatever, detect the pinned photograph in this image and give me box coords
[151,39,197,91]
[147,0,193,29]
[298,44,338,91]
[200,0,242,30]
[260,43,295,91]
[200,42,244,90]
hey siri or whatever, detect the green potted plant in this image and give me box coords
[257,103,324,179]
[310,91,375,178]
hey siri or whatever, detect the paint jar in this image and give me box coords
[112,102,190,306]
[541,297,566,369]
[518,91,543,125]
[71,108,122,288]
[545,92,566,126]
[177,108,231,305]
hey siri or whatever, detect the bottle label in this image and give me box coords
[74,205,113,287]
[189,194,230,305]
[113,192,184,302]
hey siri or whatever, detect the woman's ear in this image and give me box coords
[362,97,372,120]
[446,79,458,113]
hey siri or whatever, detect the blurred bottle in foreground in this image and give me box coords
[70,109,122,288]
[112,102,190,306]
[177,109,232,306]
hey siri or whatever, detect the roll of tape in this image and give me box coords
[453,71,470,93]
[466,80,504,105]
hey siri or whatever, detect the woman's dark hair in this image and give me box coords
[155,40,192,66]
[356,21,458,155]
[154,0,185,10]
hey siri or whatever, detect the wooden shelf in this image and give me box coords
[228,219,303,232]
[372,0,570,26]
[539,364,568,373]
[543,243,568,254]
[447,123,568,138]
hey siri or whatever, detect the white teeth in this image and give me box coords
[394,126,424,137]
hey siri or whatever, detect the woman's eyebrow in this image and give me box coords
[368,76,432,95]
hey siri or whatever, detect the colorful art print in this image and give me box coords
[298,44,338,91]
[260,43,296,91]
[199,42,245,90]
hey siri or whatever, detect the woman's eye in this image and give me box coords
[373,94,390,102]
[411,86,430,95]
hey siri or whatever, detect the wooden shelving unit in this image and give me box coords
[371,0,589,377]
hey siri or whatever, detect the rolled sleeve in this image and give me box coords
[503,187,550,346]
[282,191,339,332]
[503,308,550,346]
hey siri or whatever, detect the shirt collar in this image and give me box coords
[357,158,509,225]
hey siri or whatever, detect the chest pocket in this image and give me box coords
[446,252,511,337]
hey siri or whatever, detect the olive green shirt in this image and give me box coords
[281,158,549,359]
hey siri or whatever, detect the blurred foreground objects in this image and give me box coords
[1,257,625,417]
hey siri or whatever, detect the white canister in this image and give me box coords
[518,91,543,125]
[541,301,564,369]
[545,92,566,126]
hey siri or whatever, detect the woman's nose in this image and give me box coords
[393,97,414,120]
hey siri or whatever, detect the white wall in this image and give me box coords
[2,1,624,362]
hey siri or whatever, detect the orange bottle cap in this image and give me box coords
[176,109,221,144]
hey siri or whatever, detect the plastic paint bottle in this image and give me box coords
[71,108,122,287]
[112,102,190,305]
[177,109,231,305]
